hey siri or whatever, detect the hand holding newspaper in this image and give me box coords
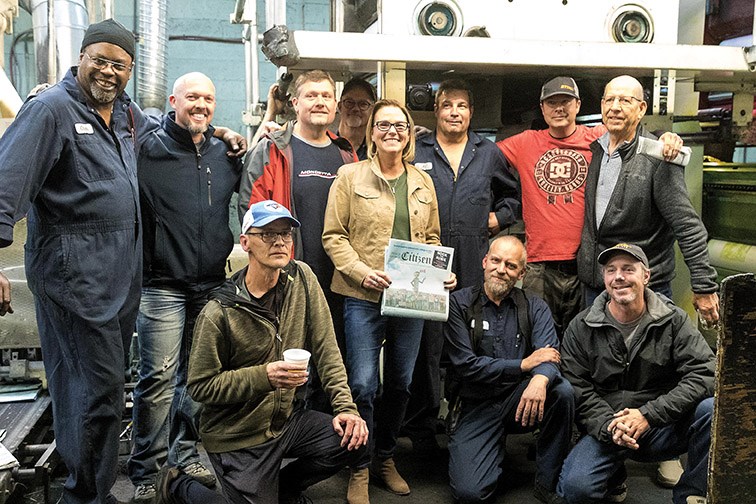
[380,239,455,321]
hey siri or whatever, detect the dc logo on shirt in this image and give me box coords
[534,148,588,204]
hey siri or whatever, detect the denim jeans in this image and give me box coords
[128,286,219,485]
[558,397,713,504]
[343,297,425,466]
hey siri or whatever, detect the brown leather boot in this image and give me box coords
[347,468,370,504]
[371,458,410,495]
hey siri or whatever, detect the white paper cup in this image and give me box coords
[283,348,311,370]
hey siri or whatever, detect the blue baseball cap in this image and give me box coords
[241,200,300,234]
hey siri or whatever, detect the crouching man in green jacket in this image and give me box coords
[154,200,368,504]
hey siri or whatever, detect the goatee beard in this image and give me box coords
[90,84,117,104]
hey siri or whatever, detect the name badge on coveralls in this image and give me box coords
[470,320,489,330]
[75,123,94,134]
[415,162,433,171]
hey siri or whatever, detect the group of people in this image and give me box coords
[0,16,721,504]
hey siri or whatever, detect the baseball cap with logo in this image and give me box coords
[241,200,301,234]
[540,76,580,101]
[598,243,649,268]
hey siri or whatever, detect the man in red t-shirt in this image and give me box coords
[497,76,603,338]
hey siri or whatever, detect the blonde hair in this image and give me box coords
[292,70,335,98]
[365,99,416,163]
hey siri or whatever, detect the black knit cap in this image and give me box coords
[80,18,135,59]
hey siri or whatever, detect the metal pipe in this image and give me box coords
[46,0,55,83]
[265,0,286,29]
[29,0,88,84]
[136,0,168,112]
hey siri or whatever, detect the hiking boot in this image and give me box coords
[347,468,370,504]
[657,458,684,488]
[155,465,181,504]
[180,461,216,488]
[132,483,156,503]
[533,483,566,504]
[371,458,410,495]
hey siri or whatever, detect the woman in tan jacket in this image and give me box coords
[323,99,456,504]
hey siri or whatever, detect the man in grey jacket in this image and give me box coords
[577,75,719,327]
[560,243,714,504]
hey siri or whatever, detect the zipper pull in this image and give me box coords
[207,166,212,205]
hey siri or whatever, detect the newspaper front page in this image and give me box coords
[380,239,455,321]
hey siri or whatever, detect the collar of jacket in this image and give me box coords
[591,125,653,162]
[268,120,355,155]
[584,287,674,328]
[162,111,215,150]
[210,260,298,307]
[418,128,485,148]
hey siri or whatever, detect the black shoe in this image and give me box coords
[605,481,628,503]
[534,484,566,504]
[156,465,181,504]
[411,435,442,457]
[605,464,628,503]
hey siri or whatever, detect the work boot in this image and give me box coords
[347,468,370,504]
[371,458,410,495]
[657,458,684,488]
[533,483,566,504]
[180,461,216,488]
[132,482,156,503]
[155,465,181,504]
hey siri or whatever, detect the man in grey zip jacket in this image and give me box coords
[559,243,714,504]
[577,75,719,326]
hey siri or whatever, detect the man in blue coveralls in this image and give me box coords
[404,79,520,451]
[444,236,573,504]
[0,19,244,504]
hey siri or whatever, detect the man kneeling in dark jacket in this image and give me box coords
[559,243,714,504]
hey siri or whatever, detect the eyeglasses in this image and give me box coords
[601,95,642,108]
[84,52,134,73]
[246,230,294,244]
[374,121,410,133]
[341,98,373,111]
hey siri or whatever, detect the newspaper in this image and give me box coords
[380,239,455,321]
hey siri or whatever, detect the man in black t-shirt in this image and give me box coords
[240,71,358,407]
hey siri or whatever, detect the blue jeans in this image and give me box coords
[583,281,672,309]
[128,286,218,485]
[449,376,574,503]
[343,297,425,466]
[558,397,713,504]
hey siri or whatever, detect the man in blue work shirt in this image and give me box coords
[404,79,520,451]
[444,236,573,504]
[0,20,245,504]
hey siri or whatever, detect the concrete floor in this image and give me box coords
[16,433,675,504]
